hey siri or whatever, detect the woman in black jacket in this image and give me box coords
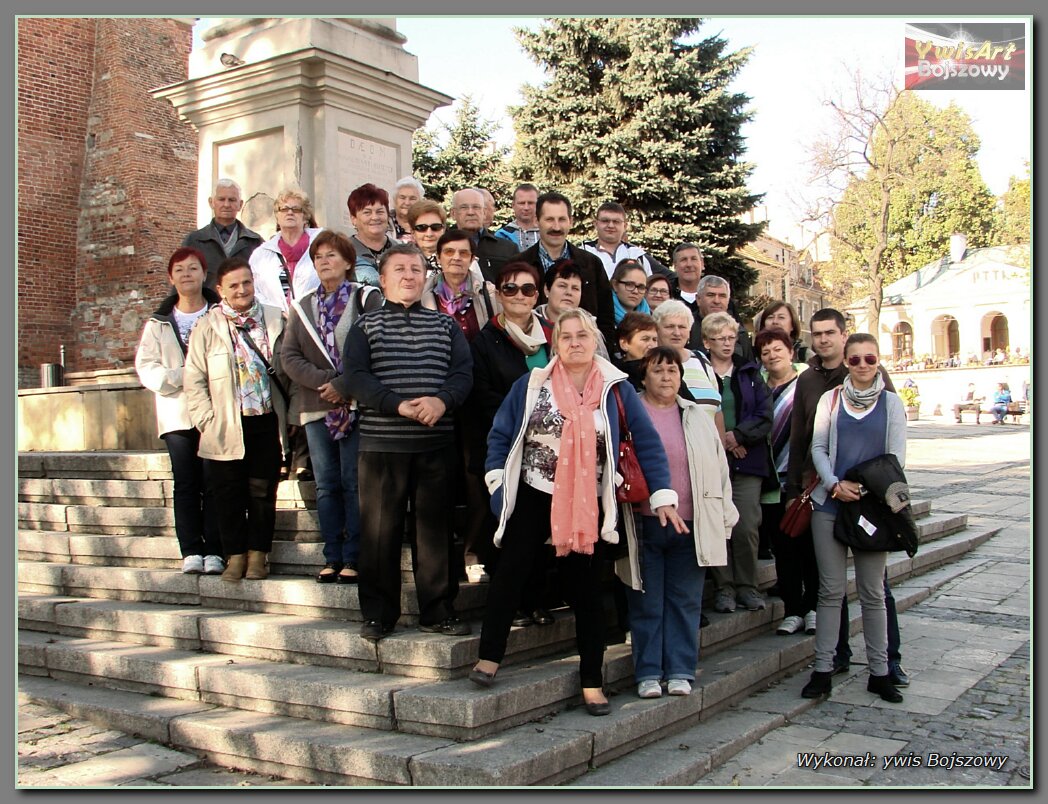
[468,260,553,622]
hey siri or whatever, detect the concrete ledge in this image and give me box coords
[20,477,167,507]
[53,600,225,649]
[18,531,71,563]
[63,566,202,605]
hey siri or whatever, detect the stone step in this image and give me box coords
[18,596,578,680]
[17,525,1000,750]
[19,451,174,479]
[16,563,490,624]
[17,536,999,787]
[18,476,317,509]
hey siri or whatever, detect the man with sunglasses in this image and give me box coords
[450,188,518,284]
[785,308,907,688]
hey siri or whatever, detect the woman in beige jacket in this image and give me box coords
[135,247,223,575]
[617,346,738,699]
[184,256,288,582]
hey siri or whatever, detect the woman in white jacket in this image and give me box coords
[134,247,224,575]
[619,346,738,699]
[249,188,323,311]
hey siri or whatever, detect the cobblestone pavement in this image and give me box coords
[17,418,1032,788]
[697,419,1032,788]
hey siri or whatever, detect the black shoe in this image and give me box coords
[801,670,832,698]
[469,667,496,688]
[831,659,851,676]
[336,564,359,584]
[700,613,710,628]
[512,610,534,627]
[868,674,904,702]
[584,700,611,716]
[419,616,471,636]
[295,468,314,482]
[360,620,393,641]
[531,608,554,626]
[316,563,341,583]
[887,662,910,687]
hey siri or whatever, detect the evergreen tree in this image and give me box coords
[411,96,511,211]
[511,17,763,292]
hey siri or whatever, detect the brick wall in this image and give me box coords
[17,18,198,386]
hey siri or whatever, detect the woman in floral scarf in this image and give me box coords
[280,230,383,584]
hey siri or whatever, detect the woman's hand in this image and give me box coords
[655,505,690,534]
[317,382,345,404]
[832,479,862,502]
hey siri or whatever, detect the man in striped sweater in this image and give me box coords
[334,244,474,641]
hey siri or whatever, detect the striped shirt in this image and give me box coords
[337,302,473,453]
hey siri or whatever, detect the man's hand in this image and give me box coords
[411,396,447,427]
[723,430,739,452]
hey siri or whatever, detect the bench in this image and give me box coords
[1005,400,1029,424]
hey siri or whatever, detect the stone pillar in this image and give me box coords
[154,18,451,236]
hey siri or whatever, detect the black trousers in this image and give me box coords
[478,482,608,688]
[162,428,221,558]
[358,446,459,628]
[205,413,282,556]
[763,500,819,617]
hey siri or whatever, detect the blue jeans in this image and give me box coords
[162,428,221,558]
[626,515,703,682]
[991,403,1008,423]
[304,420,361,566]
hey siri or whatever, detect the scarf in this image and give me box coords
[316,281,357,440]
[220,300,272,415]
[500,312,548,356]
[842,371,885,410]
[435,274,472,316]
[549,359,604,557]
[612,293,651,324]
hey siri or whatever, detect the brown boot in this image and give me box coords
[221,554,247,583]
[245,550,269,580]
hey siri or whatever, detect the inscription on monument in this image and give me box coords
[338,131,398,227]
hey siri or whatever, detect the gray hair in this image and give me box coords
[212,177,242,197]
[378,243,426,273]
[700,311,737,340]
[698,274,730,295]
[394,176,425,196]
[651,298,694,328]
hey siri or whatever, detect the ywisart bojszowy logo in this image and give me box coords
[904,22,1025,90]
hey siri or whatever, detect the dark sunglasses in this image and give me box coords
[499,283,538,297]
[847,354,879,366]
[413,222,446,232]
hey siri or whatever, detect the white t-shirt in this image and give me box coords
[173,305,208,345]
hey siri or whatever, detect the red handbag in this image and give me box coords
[612,385,650,504]
[780,476,819,537]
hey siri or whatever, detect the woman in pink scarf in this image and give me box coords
[470,309,687,716]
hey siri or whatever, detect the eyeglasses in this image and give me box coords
[499,283,538,298]
[277,205,304,214]
[847,354,879,366]
[708,335,736,344]
[413,222,446,233]
[647,287,670,297]
[616,280,646,292]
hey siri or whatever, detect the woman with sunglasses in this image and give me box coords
[801,333,906,704]
[611,258,652,326]
[249,188,323,312]
[406,199,447,273]
[421,227,499,341]
[469,261,553,606]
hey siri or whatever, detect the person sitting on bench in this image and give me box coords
[953,383,984,424]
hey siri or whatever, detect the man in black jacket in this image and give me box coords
[520,192,616,348]
[181,178,263,289]
[450,188,518,284]
[785,308,907,688]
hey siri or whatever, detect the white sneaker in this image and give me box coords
[804,611,817,635]
[203,555,225,575]
[465,564,490,583]
[777,615,805,635]
[637,680,663,698]
[667,679,692,696]
[182,555,204,574]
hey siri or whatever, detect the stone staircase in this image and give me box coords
[17,450,1001,786]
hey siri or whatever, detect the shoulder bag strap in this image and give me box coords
[238,326,289,405]
[289,298,336,370]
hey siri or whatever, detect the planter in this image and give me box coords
[905,406,920,421]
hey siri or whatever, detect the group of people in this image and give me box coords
[135,175,913,717]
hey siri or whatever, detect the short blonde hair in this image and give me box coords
[273,188,314,222]
[551,308,605,355]
[407,199,446,228]
[701,311,738,340]
[652,298,694,329]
